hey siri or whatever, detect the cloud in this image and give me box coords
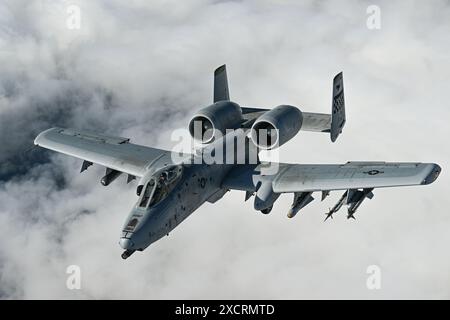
[0,0,449,299]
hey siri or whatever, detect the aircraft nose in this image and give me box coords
[119,237,134,250]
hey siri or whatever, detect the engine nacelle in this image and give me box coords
[189,101,242,143]
[250,105,303,149]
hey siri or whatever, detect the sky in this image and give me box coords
[0,0,449,299]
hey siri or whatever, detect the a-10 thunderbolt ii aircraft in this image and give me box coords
[34,65,441,259]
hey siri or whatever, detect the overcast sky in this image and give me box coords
[0,0,449,299]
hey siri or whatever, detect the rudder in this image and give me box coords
[214,64,230,103]
[330,72,346,142]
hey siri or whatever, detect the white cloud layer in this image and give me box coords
[0,0,449,299]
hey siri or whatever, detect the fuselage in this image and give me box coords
[118,129,251,253]
[119,163,232,251]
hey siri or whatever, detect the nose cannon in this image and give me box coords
[121,249,135,260]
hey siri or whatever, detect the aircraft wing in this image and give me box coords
[34,127,185,178]
[222,161,441,192]
[271,162,441,192]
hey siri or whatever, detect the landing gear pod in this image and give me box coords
[254,181,280,212]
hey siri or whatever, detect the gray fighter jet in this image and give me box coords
[34,65,441,259]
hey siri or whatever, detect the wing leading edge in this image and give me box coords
[222,161,441,193]
[34,127,185,177]
[271,162,441,193]
[221,161,440,218]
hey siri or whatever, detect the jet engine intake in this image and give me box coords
[250,105,303,149]
[189,101,243,143]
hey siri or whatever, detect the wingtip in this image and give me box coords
[422,163,441,185]
[34,127,57,146]
[214,64,226,75]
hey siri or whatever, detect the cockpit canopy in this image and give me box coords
[136,165,183,209]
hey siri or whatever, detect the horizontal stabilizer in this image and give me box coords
[240,72,345,140]
[301,112,331,132]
